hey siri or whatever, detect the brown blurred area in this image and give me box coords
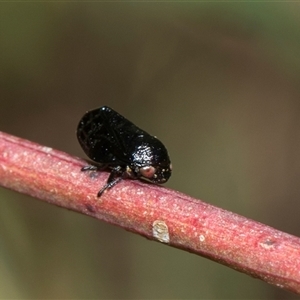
[1,3,300,299]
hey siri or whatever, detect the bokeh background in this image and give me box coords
[1,2,300,299]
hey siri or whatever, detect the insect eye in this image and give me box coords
[139,166,156,179]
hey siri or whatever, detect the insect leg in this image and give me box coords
[81,164,107,172]
[97,177,123,197]
[97,166,124,197]
[81,165,98,171]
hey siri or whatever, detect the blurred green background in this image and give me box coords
[1,2,300,299]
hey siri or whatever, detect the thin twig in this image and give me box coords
[0,131,299,294]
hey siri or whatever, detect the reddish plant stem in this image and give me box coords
[0,131,300,294]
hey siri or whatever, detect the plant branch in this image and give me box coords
[0,131,300,294]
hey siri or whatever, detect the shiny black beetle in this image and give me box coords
[77,106,172,197]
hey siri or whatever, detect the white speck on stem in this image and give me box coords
[41,146,53,153]
[152,220,170,243]
[199,234,205,242]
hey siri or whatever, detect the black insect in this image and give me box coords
[77,106,172,197]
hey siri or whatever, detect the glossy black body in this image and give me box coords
[77,106,172,196]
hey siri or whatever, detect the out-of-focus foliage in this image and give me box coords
[1,3,300,299]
